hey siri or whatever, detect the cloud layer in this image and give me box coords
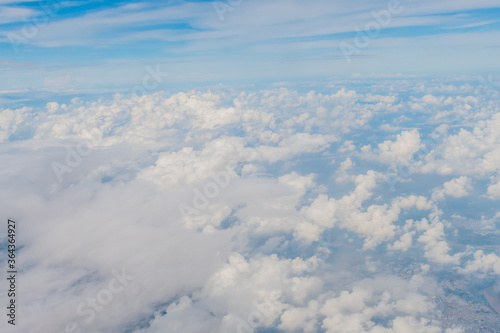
[0,79,499,332]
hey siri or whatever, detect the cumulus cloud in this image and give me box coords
[363,129,422,166]
[419,113,500,176]
[334,157,355,183]
[319,275,444,333]
[417,217,461,264]
[2,83,499,332]
[431,176,473,201]
[300,171,433,250]
[486,178,500,199]
[459,251,500,275]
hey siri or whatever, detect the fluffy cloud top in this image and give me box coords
[0,81,498,332]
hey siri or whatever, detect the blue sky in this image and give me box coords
[1,0,500,94]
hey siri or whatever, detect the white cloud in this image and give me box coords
[0,106,29,142]
[459,250,500,275]
[388,231,415,252]
[486,178,500,199]
[279,300,319,333]
[364,129,422,166]
[432,176,472,201]
[417,218,461,264]
[419,113,500,176]
[300,169,433,249]
[320,275,443,333]
[334,157,355,183]
[0,6,34,24]
[255,133,337,163]
[2,85,496,332]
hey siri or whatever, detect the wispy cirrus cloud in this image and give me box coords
[0,5,34,24]
[0,0,499,90]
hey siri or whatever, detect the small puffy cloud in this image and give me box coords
[363,130,422,166]
[278,171,316,194]
[459,251,500,275]
[334,157,355,183]
[256,133,337,163]
[432,176,472,201]
[422,94,442,105]
[378,130,421,164]
[338,140,356,152]
[319,276,440,333]
[388,231,415,252]
[46,102,60,113]
[0,107,29,142]
[417,218,460,264]
[294,221,324,244]
[419,113,500,176]
[486,178,500,199]
[138,137,243,188]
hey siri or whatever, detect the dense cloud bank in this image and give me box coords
[0,79,499,332]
